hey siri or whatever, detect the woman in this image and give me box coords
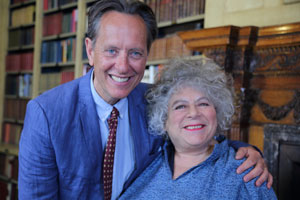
[119,58,277,199]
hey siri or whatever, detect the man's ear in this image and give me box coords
[85,37,94,66]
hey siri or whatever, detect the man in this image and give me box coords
[18,0,272,199]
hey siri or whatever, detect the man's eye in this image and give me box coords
[104,49,117,56]
[129,51,143,59]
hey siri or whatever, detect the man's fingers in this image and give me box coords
[267,173,273,189]
[235,146,273,188]
[255,167,269,186]
[241,161,264,182]
[235,147,248,160]
[236,156,256,174]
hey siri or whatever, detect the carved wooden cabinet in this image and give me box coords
[179,22,300,144]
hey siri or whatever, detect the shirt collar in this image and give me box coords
[90,70,127,122]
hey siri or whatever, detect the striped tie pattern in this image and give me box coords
[103,107,119,200]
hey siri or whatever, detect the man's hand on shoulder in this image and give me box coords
[235,146,273,189]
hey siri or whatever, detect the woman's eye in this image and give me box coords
[198,102,209,107]
[175,105,186,110]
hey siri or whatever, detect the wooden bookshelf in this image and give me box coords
[1,1,35,198]
[0,0,10,149]
[0,0,207,198]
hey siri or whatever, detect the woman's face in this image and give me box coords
[165,86,218,153]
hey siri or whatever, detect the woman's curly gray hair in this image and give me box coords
[145,57,235,138]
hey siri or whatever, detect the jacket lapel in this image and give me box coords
[124,83,163,189]
[78,69,103,169]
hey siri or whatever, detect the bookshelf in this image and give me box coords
[0,0,35,198]
[1,0,36,154]
[141,0,206,84]
[0,0,206,198]
[38,0,79,94]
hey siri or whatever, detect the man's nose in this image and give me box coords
[115,52,129,73]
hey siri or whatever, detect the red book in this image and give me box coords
[43,0,49,11]
[3,123,11,144]
[43,14,49,36]
[6,54,21,72]
[21,52,33,71]
[71,9,77,33]
[51,12,63,35]
[44,12,62,36]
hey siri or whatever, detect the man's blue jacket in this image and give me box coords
[18,69,163,199]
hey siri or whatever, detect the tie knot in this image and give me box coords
[109,107,119,120]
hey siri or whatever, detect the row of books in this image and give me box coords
[43,0,77,11]
[141,64,164,84]
[62,9,78,34]
[2,123,23,146]
[5,74,32,97]
[4,98,29,121]
[41,38,76,63]
[0,180,9,200]
[0,154,18,200]
[0,181,17,200]
[43,9,78,36]
[40,70,74,93]
[10,4,35,27]
[0,153,18,181]
[148,33,192,61]
[145,0,205,23]
[6,52,33,72]
[10,0,32,5]
[9,27,34,48]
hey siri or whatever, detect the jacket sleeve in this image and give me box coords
[18,100,58,199]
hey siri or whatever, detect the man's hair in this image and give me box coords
[146,58,236,138]
[87,0,157,52]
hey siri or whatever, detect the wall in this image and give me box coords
[205,0,300,28]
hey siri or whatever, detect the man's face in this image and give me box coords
[85,11,148,105]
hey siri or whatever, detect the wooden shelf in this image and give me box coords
[41,61,75,68]
[60,32,77,39]
[9,0,35,9]
[146,55,204,65]
[0,143,19,156]
[4,95,18,99]
[43,7,59,15]
[44,1,78,15]
[42,32,77,42]
[8,44,34,51]
[158,14,205,28]
[9,22,35,30]
[5,70,33,74]
[4,95,31,100]
[60,2,78,10]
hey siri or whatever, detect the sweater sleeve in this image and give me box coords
[238,179,277,199]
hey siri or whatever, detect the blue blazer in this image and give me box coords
[18,69,164,199]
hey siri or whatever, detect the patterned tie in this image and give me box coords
[103,107,119,200]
